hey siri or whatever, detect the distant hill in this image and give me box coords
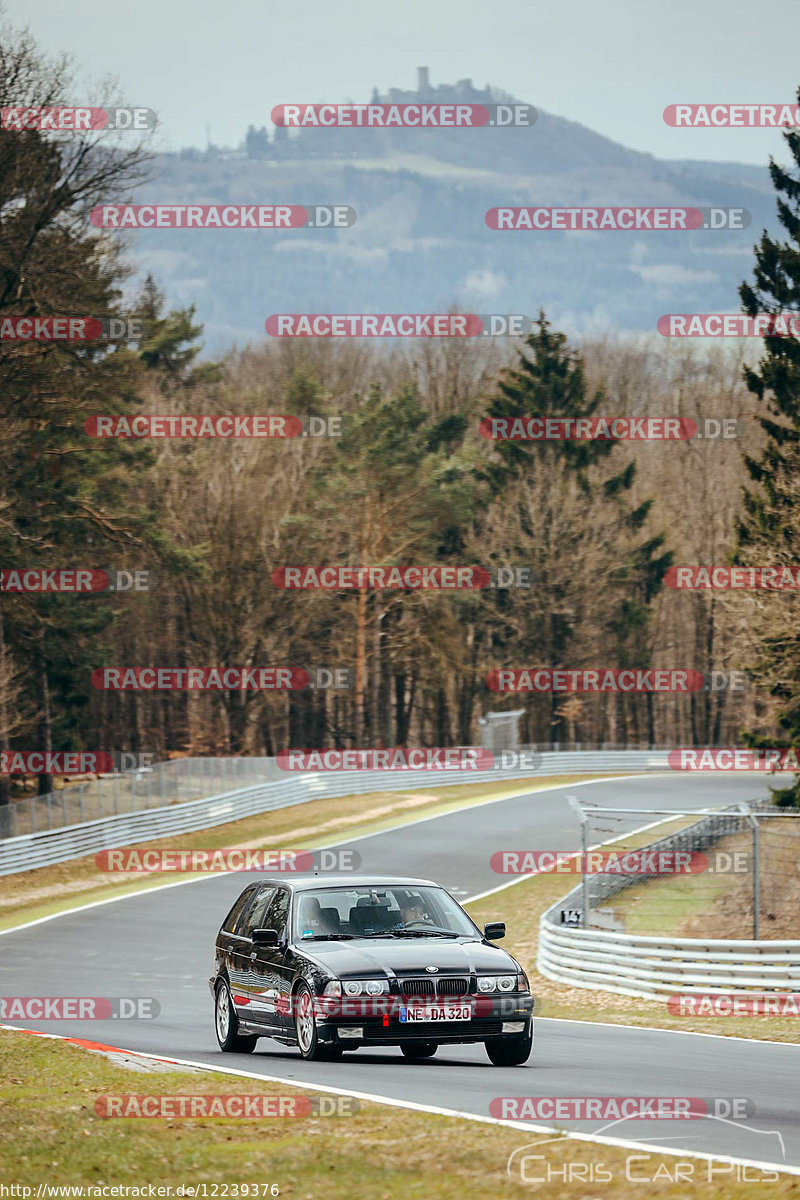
[125,70,778,354]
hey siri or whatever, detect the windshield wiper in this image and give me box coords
[358,928,462,938]
[298,933,355,941]
[409,928,462,937]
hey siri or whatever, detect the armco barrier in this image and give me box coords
[0,750,669,875]
[537,800,800,998]
[537,922,800,999]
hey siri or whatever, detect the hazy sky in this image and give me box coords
[13,0,800,165]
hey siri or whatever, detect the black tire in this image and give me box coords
[293,982,342,1061]
[400,1040,438,1060]
[485,1027,533,1066]
[214,980,258,1053]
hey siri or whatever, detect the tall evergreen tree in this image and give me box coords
[483,312,622,484]
[0,20,160,797]
[481,314,671,744]
[736,88,800,803]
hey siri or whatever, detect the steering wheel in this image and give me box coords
[402,918,433,928]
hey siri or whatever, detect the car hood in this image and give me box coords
[295,937,518,976]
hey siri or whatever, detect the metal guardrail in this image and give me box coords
[2,745,678,839]
[0,749,669,875]
[537,923,800,998]
[537,800,800,997]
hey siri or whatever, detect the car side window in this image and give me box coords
[262,888,290,940]
[222,888,255,934]
[237,886,276,937]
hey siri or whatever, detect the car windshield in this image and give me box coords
[293,885,479,941]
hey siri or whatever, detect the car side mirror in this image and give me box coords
[252,927,280,946]
[483,921,506,941]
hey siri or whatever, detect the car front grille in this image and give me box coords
[399,978,436,997]
[437,976,469,996]
[397,976,469,997]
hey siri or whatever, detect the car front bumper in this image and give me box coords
[314,993,535,1045]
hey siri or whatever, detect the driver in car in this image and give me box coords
[398,898,428,926]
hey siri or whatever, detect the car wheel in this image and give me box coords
[215,980,258,1053]
[293,983,342,1060]
[400,1040,438,1059]
[485,1026,533,1066]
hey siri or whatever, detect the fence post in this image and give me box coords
[567,795,590,928]
[753,816,760,940]
[739,805,759,940]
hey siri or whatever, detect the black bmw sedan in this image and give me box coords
[210,874,535,1065]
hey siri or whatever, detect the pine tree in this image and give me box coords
[483,312,619,485]
[736,91,800,804]
[0,22,159,797]
[482,313,671,745]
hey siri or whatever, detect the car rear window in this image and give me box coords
[221,888,254,933]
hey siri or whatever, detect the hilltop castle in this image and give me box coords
[241,69,506,159]
[371,67,496,106]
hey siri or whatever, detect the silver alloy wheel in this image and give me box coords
[296,988,315,1053]
[216,983,231,1041]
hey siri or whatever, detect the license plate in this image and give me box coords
[402,1004,471,1022]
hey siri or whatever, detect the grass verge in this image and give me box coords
[0,1029,795,1195]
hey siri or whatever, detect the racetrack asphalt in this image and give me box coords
[2,773,798,1171]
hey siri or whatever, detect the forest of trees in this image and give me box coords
[2,22,800,805]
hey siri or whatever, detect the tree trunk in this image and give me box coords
[35,644,53,797]
[646,691,655,748]
[435,685,449,745]
[0,601,10,823]
[354,590,367,743]
[458,623,478,743]
[704,595,716,744]
[370,601,383,747]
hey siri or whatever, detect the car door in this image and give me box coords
[229,885,276,1024]
[249,886,293,1032]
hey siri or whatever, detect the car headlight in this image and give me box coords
[478,975,518,993]
[518,970,530,993]
[327,979,390,996]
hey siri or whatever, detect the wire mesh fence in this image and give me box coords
[0,757,280,839]
[564,799,800,941]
